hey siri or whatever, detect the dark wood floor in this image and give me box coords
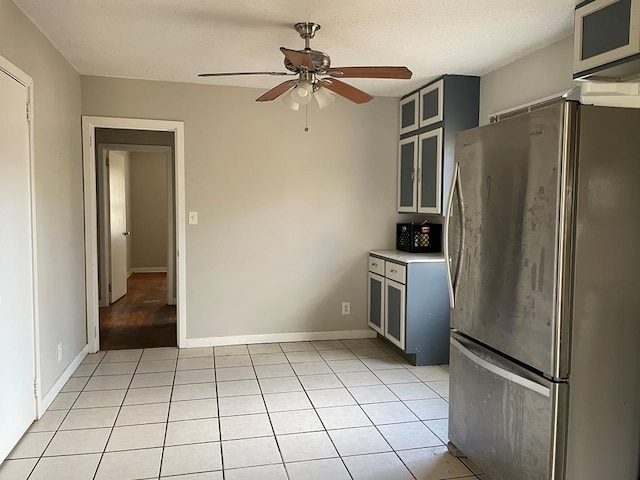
[100,272,176,350]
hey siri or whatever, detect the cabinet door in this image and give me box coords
[398,137,418,212]
[419,80,444,128]
[399,92,419,135]
[384,279,406,349]
[368,272,385,335]
[573,0,640,77]
[417,128,443,214]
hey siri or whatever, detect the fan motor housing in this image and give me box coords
[284,50,331,74]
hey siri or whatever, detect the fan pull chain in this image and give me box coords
[304,104,309,132]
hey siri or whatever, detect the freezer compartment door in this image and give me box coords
[448,101,575,377]
[449,333,567,480]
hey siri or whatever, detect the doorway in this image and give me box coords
[97,146,176,350]
[82,117,186,354]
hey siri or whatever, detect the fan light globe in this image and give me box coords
[282,90,300,110]
[314,86,335,110]
[292,81,313,105]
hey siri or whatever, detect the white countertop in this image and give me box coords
[370,250,445,263]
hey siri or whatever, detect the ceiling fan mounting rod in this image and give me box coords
[294,22,321,50]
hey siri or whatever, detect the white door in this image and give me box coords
[0,68,37,462]
[108,151,128,303]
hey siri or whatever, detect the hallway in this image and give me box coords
[100,273,176,350]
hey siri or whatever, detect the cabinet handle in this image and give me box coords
[411,169,414,182]
[390,269,397,273]
[371,262,378,267]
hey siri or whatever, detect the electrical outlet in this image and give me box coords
[341,302,351,315]
[57,343,62,363]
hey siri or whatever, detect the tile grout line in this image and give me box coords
[156,349,180,480]
[211,348,226,480]
[92,349,144,480]
[305,341,368,475]
[303,339,362,479]
[248,344,290,480]
[338,339,418,480]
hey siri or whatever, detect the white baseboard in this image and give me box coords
[182,329,377,348]
[38,345,88,417]
[130,267,167,273]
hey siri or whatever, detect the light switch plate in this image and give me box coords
[188,211,198,225]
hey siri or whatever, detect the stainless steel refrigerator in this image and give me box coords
[444,99,640,480]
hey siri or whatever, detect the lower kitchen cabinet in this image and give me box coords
[368,250,450,366]
[384,279,406,348]
[367,272,385,335]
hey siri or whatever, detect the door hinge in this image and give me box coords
[108,283,112,292]
[26,102,32,122]
[105,151,109,167]
[33,378,39,397]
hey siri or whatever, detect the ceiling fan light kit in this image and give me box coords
[313,86,336,110]
[291,79,313,105]
[198,22,413,109]
[282,90,300,110]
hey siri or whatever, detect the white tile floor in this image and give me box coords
[0,338,488,480]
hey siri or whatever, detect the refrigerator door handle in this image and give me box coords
[450,337,551,398]
[444,163,462,308]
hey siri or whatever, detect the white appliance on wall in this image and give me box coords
[445,99,640,479]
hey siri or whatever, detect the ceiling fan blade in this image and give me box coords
[255,80,298,102]
[280,47,314,70]
[320,78,373,104]
[198,72,293,77]
[325,66,412,79]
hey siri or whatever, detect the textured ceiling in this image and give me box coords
[14,0,577,97]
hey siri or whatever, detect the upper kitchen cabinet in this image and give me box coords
[574,0,640,80]
[397,75,479,214]
[399,92,419,135]
[419,80,444,128]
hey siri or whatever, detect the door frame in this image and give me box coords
[0,55,41,415]
[82,117,186,352]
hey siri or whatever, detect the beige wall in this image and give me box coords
[0,0,84,394]
[129,151,169,270]
[480,36,576,125]
[82,76,400,339]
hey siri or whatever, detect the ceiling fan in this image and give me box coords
[198,22,413,110]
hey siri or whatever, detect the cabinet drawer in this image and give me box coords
[368,256,385,275]
[385,262,406,284]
